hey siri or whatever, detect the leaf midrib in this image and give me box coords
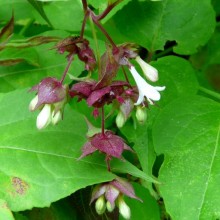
[198,124,220,218]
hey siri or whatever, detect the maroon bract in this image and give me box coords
[78,131,133,170]
[94,45,120,89]
[91,177,142,218]
[30,77,67,110]
[29,77,68,129]
[54,37,96,71]
[112,43,138,66]
[70,80,130,108]
[91,177,142,204]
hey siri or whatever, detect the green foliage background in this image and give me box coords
[0,0,219,219]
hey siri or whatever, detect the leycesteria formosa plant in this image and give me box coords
[29,0,165,219]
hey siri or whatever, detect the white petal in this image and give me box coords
[29,95,38,111]
[118,198,131,220]
[135,93,144,105]
[135,56,158,82]
[51,110,62,125]
[36,104,51,129]
[129,66,164,105]
[155,86,166,91]
[95,195,106,215]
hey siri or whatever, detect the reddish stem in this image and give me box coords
[60,54,74,84]
[96,0,121,21]
[82,0,88,12]
[101,107,105,136]
[122,66,130,83]
[90,12,117,49]
[147,52,154,63]
[106,156,111,172]
[80,10,89,39]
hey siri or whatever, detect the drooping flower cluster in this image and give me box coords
[28,1,166,219]
[91,177,142,219]
[29,77,68,129]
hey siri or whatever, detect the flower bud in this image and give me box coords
[36,104,51,130]
[106,201,115,213]
[135,56,158,82]
[116,111,126,128]
[136,106,147,124]
[95,196,106,215]
[118,197,131,220]
[51,110,62,125]
[29,95,38,111]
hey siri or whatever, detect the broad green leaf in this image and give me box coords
[0,89,151,211]
[120,120,156,177]
[109,0,215,54]
[43,1,83,31]
[0,89,115,211]
[27,0,53,27]
[0,1,38,23]
[119,183,160,220]
[153,96,220,219]
[0,200,15,220]
[152,56,199,105]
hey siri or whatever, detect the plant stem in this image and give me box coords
[122,66,131,85]
[91,12,117,49]
[96,0,122,21]
[80,10,89,39]
[147,51,154,62]
[153,46,173,59]
[81,0,88,12]
[60,54,74,83]
[89,15,101,73]
[101,107,105,136]
[199,86,220,100]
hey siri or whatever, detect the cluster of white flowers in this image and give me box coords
[129,56,165,105]
[29,96,63,130]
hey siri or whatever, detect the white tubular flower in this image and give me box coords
[106,201,115,212]
[135,56,158,82]
[129,66,165,105]
[51,110,62,125]
[136,106,147,124]
[95,195,106,215]
[36,104,52,130]
[29,95,38,111]
[118,197,131,220]
[116,111,126,128]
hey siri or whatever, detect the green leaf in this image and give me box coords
[0,89,115,211]
[0,47,39,67]
[120,120,156,177]
[0,14,14,46]
[152,96,220,219]
[43,1,83,31]
[152,56,199,105]
[27,0,53,27]
[0,200,15,220]
[109,0,216,54]
[0,89,151,211]
[5,36,60,49]
[119,183,160,220]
